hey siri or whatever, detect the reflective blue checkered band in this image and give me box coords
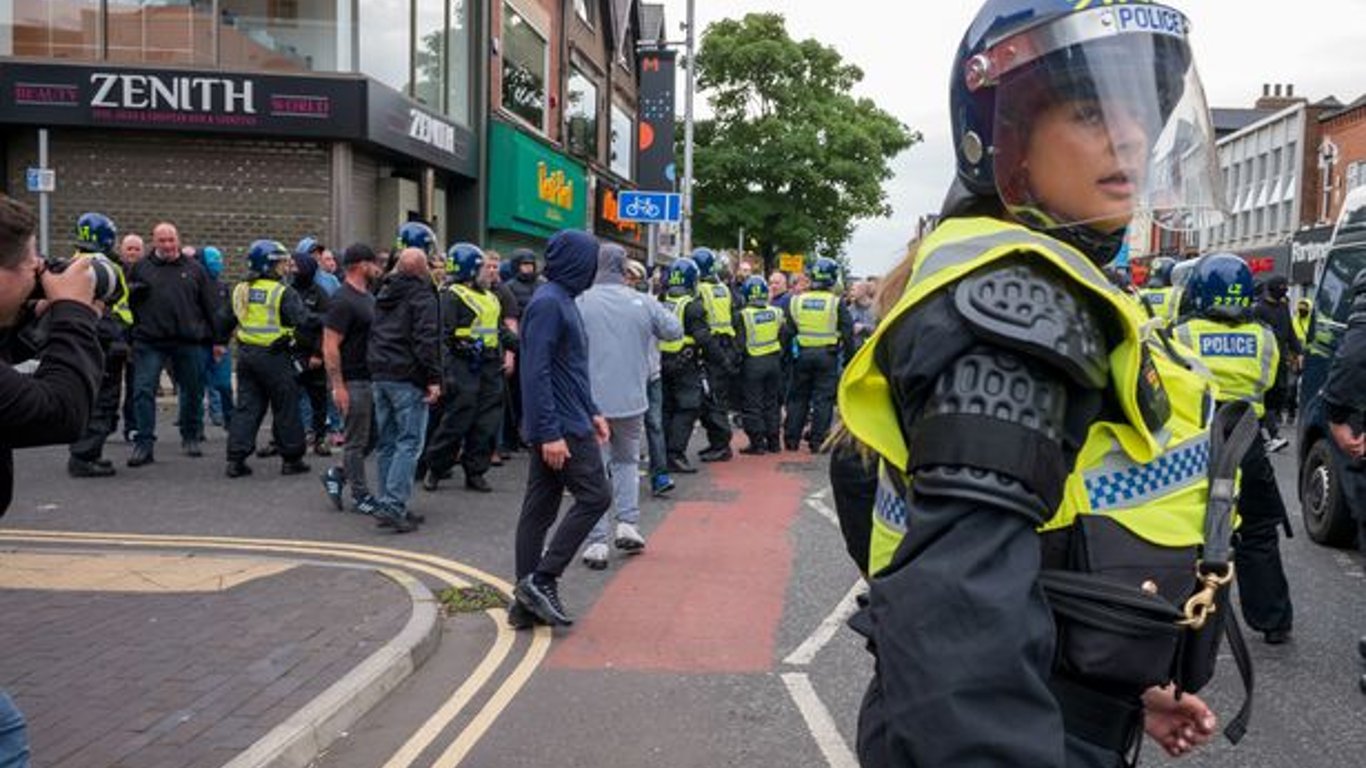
[1084,435,1210,512]
[875,466,908,533]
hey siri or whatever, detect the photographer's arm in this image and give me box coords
[0,301,102,448]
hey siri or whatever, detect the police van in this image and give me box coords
[1298,186,1366,546]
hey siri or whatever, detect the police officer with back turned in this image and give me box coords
[784,256,852,453]
[225,240,311,478]
[736,276,788,454]
[659,258,713,474]
[689,247,736,462]
[838,0,1236,763]
[422,243,512,494]
[1174,253,1295,645]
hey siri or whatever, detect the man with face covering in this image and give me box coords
[1253,275,1301,451]
[510,230,612,629]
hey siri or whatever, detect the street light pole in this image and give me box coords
[681,0,696,256]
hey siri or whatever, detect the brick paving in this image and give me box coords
[0,562,410,768]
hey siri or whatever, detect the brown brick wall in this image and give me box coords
[1321,106,1366,224]
[5,129,331,281]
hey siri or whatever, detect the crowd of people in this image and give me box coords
[38,208,879,625]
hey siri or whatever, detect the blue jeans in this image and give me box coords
[588,415,643,545]
[204,346,234,427]
[645,376,667,477]
[0,691,30,768]
[373,381,430,511]
[132,342,204,448]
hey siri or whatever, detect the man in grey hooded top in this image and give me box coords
[576,244,683,569]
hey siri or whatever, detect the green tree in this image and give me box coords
[688,14,919,273]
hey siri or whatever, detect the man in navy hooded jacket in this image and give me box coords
[511,230,612,628]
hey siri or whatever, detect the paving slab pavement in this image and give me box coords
[0,549,431,768]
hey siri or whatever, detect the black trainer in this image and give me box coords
[182,439,203,458]
[422,470,440,492]
[515,573,573,626]
[739,444,765,456]
[699,446,733,463]
[127,445,154,467]
[226,460,252,478]
[465,474,493,493]
[281,459,312,475]
[68,457,115,478]
[667,456,698,474]
[507,600,544,630]
[321,468,345,511]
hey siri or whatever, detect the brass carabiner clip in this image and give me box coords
[1178,562,1235,630]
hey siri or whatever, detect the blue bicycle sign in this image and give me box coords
[617,191,682,223]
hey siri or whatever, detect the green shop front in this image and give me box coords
[487,120,588,257]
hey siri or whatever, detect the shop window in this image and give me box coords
[574,0,594,26]
[104,0,215,65]
[411,0,445,107]
[566,69,599,160]
[359,0,411,93]
[5,0,100,60]
[446,0,472,126]
[218,0,347,72]
[502,3,547,131]
[610,102,633,179]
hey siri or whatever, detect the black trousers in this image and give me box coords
[663,358,703,459]
[857,661,1133,768]
[514,432,612,581]
[699,362,733,451]
[70,350,126,462]
[227,347,305,463]
[424,357,504,478]
[785,348,839,447]
[741,353,782,442]
[299,366,328,439]
[1234,434,1294,633]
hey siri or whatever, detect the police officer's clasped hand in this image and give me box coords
[1142,685,1216,758]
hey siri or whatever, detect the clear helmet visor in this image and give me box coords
[985,6,1227,233]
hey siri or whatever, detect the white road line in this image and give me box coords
[805,496,841,529]
[808,487,830,502]
[782,672,859,768]
[784,580,864,667]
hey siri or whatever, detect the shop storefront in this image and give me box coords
[486,120,587,258]
[593,176,646,259]
[0,61,479,266]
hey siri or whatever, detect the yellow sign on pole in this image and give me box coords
[778,253,805,274]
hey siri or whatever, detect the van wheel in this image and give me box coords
[1301,439,1356,547]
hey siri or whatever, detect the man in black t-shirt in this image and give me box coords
[320,244,382,514]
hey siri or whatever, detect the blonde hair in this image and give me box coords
[826,239,921,456]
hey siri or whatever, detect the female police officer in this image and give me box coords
[838,1,1232,765]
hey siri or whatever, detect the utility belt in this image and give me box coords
[449,339,499,360]
[663,346,700,364]
[1040,402,1259,749]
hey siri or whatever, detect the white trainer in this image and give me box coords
[615,523,646,553]
[582,542,610,570]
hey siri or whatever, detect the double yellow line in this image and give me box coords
[0,528,552,768]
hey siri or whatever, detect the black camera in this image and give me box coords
[32,254,122,304]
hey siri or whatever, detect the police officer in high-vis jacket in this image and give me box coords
[689,247,736,462]
[736,276,788,454]
[67,212,132,478]
[226,240,310,478]
[659,258,714,474]
[422,243,513,494]
[1139,256,1179,325]
[838,1,1236,764]
[1174,253,1295,645]
[784,257,852,453]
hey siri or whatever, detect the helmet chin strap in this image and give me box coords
[1008,205,1127,268]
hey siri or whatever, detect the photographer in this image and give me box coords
[0,195,103,765]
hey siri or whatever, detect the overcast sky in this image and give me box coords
[657,0,1366,277]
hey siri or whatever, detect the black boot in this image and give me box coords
[465,474,493,493]
[226,460,252,478]
[127,444,154,467]
[281,458,311,475]
[68,457,115,478]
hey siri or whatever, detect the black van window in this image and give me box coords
[1315,244,1366,331]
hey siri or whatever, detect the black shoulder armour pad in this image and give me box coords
[953,260,1110,390]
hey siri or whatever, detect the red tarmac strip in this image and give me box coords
[548,451,808,673]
